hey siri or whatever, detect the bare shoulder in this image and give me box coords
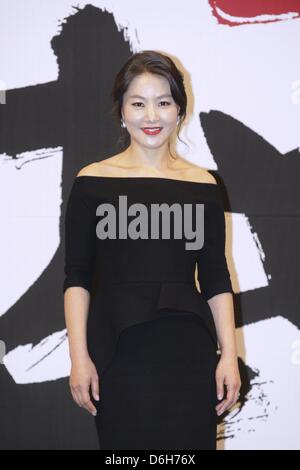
[76,155,124,177]
[190,168,217,184]
[176,158,217,184]
[76,162,100,177]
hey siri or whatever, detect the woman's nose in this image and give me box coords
[145,106,159,121]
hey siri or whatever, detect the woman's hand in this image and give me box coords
[215,355,241,416]
[69,356,100,417]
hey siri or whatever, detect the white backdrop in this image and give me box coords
[0,0,300,450]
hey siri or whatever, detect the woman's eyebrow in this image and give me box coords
[128,94,172,99]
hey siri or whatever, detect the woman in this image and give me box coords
[63,50,241,450]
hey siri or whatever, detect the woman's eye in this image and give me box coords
[131,101,171,107]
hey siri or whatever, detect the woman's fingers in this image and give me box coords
[80,389,98,416]
[216,377,224,402]
[216,388,235,415]
[69,359,100,416]
[216,386,241,415]
[70,387,82,407]
[71,383,98,416]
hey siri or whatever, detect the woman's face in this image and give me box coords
[121,72,180,149]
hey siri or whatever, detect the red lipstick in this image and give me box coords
[141,127,163,135]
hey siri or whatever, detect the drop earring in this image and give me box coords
[121,118,126,128]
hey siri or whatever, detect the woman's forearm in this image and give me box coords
[64,287,90,362]
[207,292,238,359]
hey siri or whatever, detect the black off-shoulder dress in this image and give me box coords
[63,176,233,450]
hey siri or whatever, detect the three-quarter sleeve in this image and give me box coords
[197,189,233,301]
[63,178,96,294]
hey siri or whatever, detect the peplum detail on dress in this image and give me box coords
[156,281,218,344]
[63,176,234,377]
[85,280,219,377]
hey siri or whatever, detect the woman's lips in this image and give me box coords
[141,127,163,135]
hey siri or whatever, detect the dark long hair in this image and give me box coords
[110,50,188,158]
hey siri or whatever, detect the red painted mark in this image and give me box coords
[208,0,300,26]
